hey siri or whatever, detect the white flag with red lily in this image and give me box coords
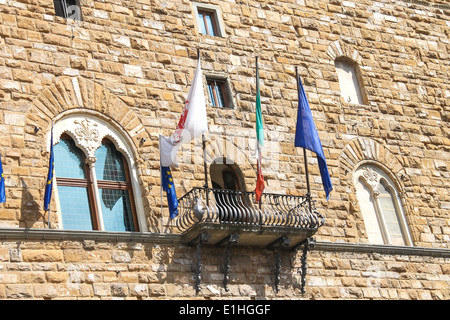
[160,57,208,167]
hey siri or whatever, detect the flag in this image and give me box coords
[255,58,265,202]
[160,135,181,167]
[161,165,179,219]
[0,155,5,203]
[160,56,208,167]
[295,76,333,200]
[44,127,54,211]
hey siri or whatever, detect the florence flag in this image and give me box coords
[159,56,208,167]
[255,58,265,202]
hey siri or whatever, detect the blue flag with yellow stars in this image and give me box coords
[161,166,178,219]
[44,129,54,211]
[0,155,5,203]
[295,75,332,200]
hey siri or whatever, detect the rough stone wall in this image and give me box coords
[0,237,448,300]
[0,0,448,299]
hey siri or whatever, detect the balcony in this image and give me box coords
[173,187,324,292]
[175,187,324,247]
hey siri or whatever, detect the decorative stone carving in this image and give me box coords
[74,119,101,161]
[362,166,380,191]
[52,114,132,164]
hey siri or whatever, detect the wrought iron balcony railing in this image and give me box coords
[173,187,325,293]
[174,187,325,233]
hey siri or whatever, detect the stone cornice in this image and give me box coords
[400,0,450,10]
[0,228,448,258]
[0,228,181,245]
[313,241,450,258]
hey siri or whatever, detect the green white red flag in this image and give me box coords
[255,58,264,202]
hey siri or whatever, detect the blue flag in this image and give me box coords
[161,166,179,219]
[295,76,333,200]
[0,155,5,203]
[44,129,54,211]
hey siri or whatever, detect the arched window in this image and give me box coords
[210,160,245,191]
[54,135,94,230]
[51,115,145,232]
[209,159,250,222]
[353,164,413,246]
[335,57,366,105]
[54,136,137,232]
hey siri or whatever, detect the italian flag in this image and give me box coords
[255,57,265,202]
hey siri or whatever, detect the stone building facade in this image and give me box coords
[0,0,448,300]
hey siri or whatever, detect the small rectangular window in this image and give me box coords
[207,79,229,108]
[193,3,225,37]
[198,10,219,36]
[53,0,82,20]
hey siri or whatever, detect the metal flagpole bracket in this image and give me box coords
[267,236,290,293]
[294,237,315,294]
[202,133,210,207]
[189,232,210,294]
[216,233,240,291]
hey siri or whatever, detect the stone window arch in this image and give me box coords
[339,137,417,244]
[49,113,146,232]
[210,157,247,191]
[334,57,367,105]
[327,40,368,105]
[353,164,413,246]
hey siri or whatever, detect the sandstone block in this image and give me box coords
[22,250,63,262]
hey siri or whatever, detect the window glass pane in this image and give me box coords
[95,142,126,182]
[222,170,236,190]
[65,0,81,20]
[379,181,405,246]
[207,83,217,107]
[54,137,86,179]
[58,186,93,230]
[53,0,65,17]
[215,82,226,108]
[208,80,227,108]
[198,12,207,35]
[100,189,135,232]
[54,0,81,20]
[205,13,216,36]
[355,178,384,244]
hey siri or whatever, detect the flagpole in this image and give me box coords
[202,133,209,205]
[47,121,54,229]
[256,55,259,177]
[159,135,164,233]
[295,67,312,212]
[197,48,210,207]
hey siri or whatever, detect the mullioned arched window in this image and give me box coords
[353,164,413,246]
[49,114,146,232]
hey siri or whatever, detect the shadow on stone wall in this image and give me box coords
[19,178,42,228]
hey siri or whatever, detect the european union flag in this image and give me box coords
[161,166,178,219]
[44,129,54,211]
[0,155,5,203]
[295,76,333,200]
